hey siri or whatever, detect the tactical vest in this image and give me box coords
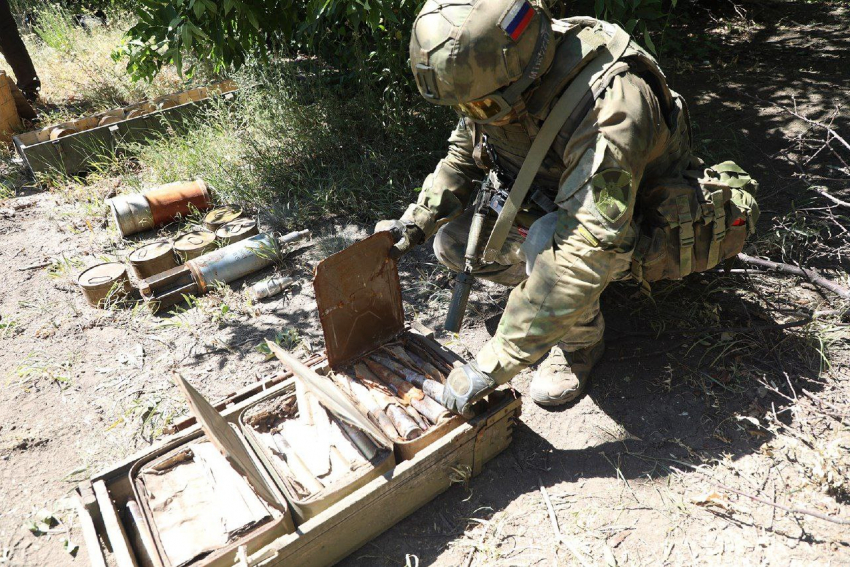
[472,17,683,196]
[472,17,759,284]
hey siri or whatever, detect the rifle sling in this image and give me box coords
[482,25,631,263]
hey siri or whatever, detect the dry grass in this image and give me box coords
[0,4,186,120]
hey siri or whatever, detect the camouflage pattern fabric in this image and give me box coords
[403,18,695,385]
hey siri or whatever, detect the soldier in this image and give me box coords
[0,0,40,101]
[377,0,699,415]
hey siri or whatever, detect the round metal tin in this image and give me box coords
[78,262,132,308]
[129,241,178,280]
[174,229,217,262]
[215,218,258,246]
[107,193,154,237]
[203,205,242,231]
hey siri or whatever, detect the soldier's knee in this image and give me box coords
[433,227,464,272]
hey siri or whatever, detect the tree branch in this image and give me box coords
[737,253,850,300]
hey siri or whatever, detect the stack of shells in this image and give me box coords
[79,181,245,307]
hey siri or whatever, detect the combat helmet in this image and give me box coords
[410,0,555,124]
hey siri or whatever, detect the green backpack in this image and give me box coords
[630,161,760,284]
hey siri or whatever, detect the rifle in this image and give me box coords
[445,139,511,333]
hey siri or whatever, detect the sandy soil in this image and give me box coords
[1,1,848,566]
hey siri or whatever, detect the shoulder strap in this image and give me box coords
[483,25,631,263]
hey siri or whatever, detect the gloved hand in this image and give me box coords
[441,361,497,418]
[374,219,424,259]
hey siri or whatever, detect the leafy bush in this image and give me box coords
[119,0,678,90]
[119,0,423,101]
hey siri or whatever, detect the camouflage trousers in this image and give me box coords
[433,190,636,384]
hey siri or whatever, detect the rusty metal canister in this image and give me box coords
[173,229,216,262]
[78,262,133,307]
[144,178,212,226]
[203,205,242,231]
[187,233,279,293]
[129,241,178,279]
[107,193,154,237]
[215,218,258,246]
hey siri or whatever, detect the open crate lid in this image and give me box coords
[314,231,404,369]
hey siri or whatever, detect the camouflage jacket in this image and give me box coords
[401,17,693,241]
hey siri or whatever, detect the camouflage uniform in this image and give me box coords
[401,15,693,385]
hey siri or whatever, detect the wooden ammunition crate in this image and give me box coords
[13,81,237,177]
[76,232,521,566]
[77,377,520,567]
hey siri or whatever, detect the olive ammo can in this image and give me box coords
[78,262,133,307]
[129,241,178,279]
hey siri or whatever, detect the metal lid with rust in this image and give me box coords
[313,232,404,368]
[78,262,132,307]
[203,205,242,231]
[174,229,216,262]
[129,241,178,279]
[215,218,258,245]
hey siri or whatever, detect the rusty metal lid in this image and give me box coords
[78,262,127,289]
[215,218,258,246]
[204,205,242,230]
[313,231,404,368]
[129,240,173,263]
[174,229,216,252]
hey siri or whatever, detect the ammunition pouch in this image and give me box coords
[630,161,760,284]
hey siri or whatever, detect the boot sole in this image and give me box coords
[530,388,585,407]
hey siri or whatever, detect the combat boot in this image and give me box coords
[529,341,605,406]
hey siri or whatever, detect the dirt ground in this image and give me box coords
[1,1,849,566]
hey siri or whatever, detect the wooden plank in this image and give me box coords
[74,492,107,567]
[93,480,138,567]
[174,374,284,511]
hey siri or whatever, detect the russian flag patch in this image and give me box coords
[500,0,535,42]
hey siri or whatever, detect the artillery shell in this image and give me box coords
[337,421,378,461]
[401,338,454,373]
[332,370,400,440]
[404,404,429,431]
[411,395,450,425]
[272,433,324,494]
[385,404,422,441]
[403,349,446,383]
[370,354,445,402]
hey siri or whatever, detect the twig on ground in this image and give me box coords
[802,389,848,421]
[625,450,850,526]
[539,478,592,567]
[670,465,850,526]
[810,185,850,209]
[737,253,850,300]
[17,261,50,271]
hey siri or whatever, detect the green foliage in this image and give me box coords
[593,0,678,54]
[119,0,423,98]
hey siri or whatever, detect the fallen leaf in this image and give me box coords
[691,491,731,510]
